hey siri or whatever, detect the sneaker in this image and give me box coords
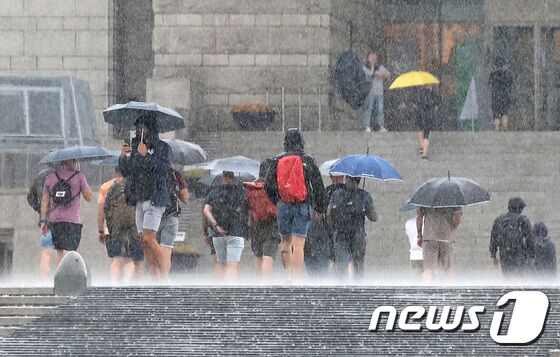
[421,155,429,161]
[365,127,372,133]
[418,147,423,155]
[379,127,388,133]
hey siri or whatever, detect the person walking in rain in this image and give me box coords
[157,167,189,280]
[119,114,172,280]
[40,159,93,266]
[362,50,390,133]
[328,176,376,281]
[304,174,344,278]
[27,166,56,280]
[203,171,249,282]
[490,197,534,279]
[414,85,441,160]
[405,216,423,275]
[531,222,557,280]
[244,159,279,280]
[489,56,513,131]
[98,167,136,284]
[265,128,326,283]
[416,206,462,283]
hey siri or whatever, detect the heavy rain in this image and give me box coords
[0,0,559,355]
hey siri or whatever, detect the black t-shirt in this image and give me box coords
[489,69,513,103]
[206,184,249,237]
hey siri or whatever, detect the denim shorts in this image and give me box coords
[40,230,54,249]
[213,236,244,262]
[157,215,178,249]
[277,202,312,238]
[135,201,166,233]
[106,227,144,262]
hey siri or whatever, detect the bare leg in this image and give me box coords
[279,237,292,281]
[55,250,66,267]
[493,118,500,131]
[225,262,239,281]
[109,258,123,284]
[122,259,135,282]
[261,256,274,278]
[422,269,433,284]
[291,236,306,282]
[502,114,508,130]
[347,262,354,281]
[39,248,53,281]
[160,247,173,280]
[255,257,263,276]
[140,229,162,280]
[422,138,430,158]
[417,131,424,148]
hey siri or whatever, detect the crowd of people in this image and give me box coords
[27,115,555,285]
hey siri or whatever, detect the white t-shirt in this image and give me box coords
[405,217,423,261]
[363,64,389,96]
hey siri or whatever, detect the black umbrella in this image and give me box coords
[332,50,370,109]
[408,174,490,208]
[103,101,185,133]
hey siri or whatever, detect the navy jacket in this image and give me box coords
[118,137,172,207]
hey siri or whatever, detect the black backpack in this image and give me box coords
[51,171,80,206]
[331,188,367,231]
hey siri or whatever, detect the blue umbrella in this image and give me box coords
[39,146,113,164]
[103,101,185,133]
[329,154,403,181]
[202,156,260,177]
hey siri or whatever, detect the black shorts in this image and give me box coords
[249,220,279,258]
[105,228,144,262]
[50,222,82,251]
[416,115,433,139]
[492,99,510,118]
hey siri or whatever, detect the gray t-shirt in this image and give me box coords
[363,64,389,96]
[421,207,461,242]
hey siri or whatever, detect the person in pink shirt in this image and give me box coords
[40,159,93,266]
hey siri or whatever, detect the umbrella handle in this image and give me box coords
[140,129,144,144]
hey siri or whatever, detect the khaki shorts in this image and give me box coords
[422,240,453,272]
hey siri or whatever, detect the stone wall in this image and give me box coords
[0,0,112,143]
[151,0,335,133]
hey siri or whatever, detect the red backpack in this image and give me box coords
[243,181,277,221]
[276,155,308,204]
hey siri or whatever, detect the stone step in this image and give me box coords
[0,296,70,306]
[0,288,54,296]
[0,316,38,326]
[0,326,17,337]
[0,306,55,316]
[0,286,557,355]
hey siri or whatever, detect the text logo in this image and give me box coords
[369,291,549,345]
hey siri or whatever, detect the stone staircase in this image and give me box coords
[0,288,71,337]
[0,286,557,356]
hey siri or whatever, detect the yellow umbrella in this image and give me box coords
[389,71,440,90]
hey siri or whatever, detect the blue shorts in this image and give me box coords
[277,202,312,238]
[40,230,54,249]
[213,236,244,262]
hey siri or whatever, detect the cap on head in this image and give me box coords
[222,170,235,179]
[284,128,305,152]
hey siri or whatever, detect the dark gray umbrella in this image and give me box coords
[39,146,113,164]
[408,174,490,208]
[163,139,207,166]
[103,101,185,133]
[332,50,370,109]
